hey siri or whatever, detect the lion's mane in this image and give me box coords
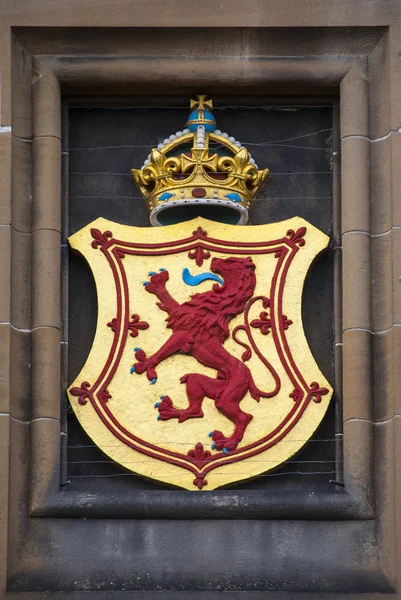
[166,258,256,342]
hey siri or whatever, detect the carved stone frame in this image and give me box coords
[1,16,400,597]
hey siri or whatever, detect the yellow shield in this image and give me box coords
[67,216,333,490]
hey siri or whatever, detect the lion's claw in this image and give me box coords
[135,349,147,362]
[210,430,238,452]
[158,396,172,409]
[143,269,169,296]
[147,367,157,382]
[156,396,175,421]
[131,348,158,381]
[132,361,147,375]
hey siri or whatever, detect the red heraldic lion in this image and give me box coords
[132,256,278,453]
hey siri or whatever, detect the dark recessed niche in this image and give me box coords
[66,99,337,493]
[156,203,242,225]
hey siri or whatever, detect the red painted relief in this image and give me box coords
[187,227,211,266]
[132,256,279,452]
[108,313,149,338]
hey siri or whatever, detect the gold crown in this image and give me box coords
[131,95,270,226]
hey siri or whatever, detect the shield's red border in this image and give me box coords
[71,225,328,489]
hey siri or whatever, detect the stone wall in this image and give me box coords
[1,1,401,597]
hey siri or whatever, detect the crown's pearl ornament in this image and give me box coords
[131,95,270,226]
[196,125,205,148]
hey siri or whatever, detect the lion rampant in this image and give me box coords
[131,256,268,452]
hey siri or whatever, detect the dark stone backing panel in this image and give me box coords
[67,102,336,492]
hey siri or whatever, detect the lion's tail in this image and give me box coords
[248,371,280,401]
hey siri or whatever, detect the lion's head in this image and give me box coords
[211,256,255,290]
[168,256,257,340]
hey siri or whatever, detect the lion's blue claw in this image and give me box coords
[157,414,161,421]
[150,378,157,385]
[148,271,156,276]
[143,281,149,286]
[134,347,141,351]
[154,402,161,408]
[223,447,229,454]
[160,395,165,399]
[208,431,214,438]
[211,443,216,450]
[130,366,135,374]
[159,268,166,272]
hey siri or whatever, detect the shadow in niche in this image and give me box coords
[68,251,98,383]
[157,204,242,226]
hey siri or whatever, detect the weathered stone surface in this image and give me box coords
[11,228,31,330]
[341,137,370,233]
[342,232,371,330]
[10,327,31,422]
[32,326,60,420]
[371,230,393,333]
[391,227,401,325]
[340,67,369,138]
[342,329,372,422]
[0,225,11,322]
[11,136,32,233]
[0,325,10,414]
[32,69,61,139]
[0,132,11,225]
[0,415,10,598]
[32,229,60,329]
[32,136,61,232]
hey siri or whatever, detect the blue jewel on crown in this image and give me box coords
[159,192,175,202]
[225,192,242,203]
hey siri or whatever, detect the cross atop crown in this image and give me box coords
[190,94,213,111]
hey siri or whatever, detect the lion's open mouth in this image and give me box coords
[210,258,221,275]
